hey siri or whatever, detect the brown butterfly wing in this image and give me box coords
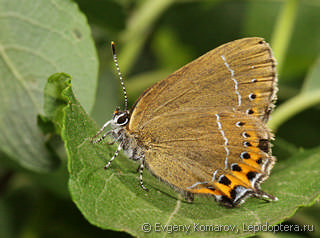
[127,37,277,206]
[136,108,275,206]
[129,37,277,132]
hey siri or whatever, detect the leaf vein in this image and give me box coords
[163,200,181,238]
[0,42,41,111]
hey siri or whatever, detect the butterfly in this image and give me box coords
[92,37,278,207]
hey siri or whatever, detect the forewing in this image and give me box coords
[129,37,277,132]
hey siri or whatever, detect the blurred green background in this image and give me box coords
[1,0,320,237]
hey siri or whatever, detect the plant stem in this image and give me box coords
[269,90,320,131]
[119,0,175,74]
[271,0,299,75]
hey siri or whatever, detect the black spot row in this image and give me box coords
[219,175,231,186]
[241,152,251,159]
[242,132,250,138]
[249,93,257,100]
[258,139,269,153]
[244,141,252,147]
[247,109,254,115]
[236,121,245,127]
[231,164,242,172]
[247,171,257,180]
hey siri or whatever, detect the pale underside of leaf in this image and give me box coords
[0,0,98,171]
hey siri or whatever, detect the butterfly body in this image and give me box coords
[93,37,278,207]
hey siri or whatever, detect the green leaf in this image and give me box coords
[58,76,320,237]
[43,73,72,134]
[0,0,98,172]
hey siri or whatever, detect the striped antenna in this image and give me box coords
[111,41,128,111]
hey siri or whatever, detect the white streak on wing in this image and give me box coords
[215,114,229,169]
[211,169,218,182]
[221,55,242,107]
[250,173,261,188]
[187,181,208,189]
[233,186,250,203]
[187,170,219,191]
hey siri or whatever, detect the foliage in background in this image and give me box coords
[1,0,320,237]
[0,0,98,172]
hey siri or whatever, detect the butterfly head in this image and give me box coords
[111,108,130,128]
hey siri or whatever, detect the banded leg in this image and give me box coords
[104,143,123,169]
[139,158,149,192]
[91,130,113,144]
[254,190,278,201]
[91,120,112,143]
[185,192,194,203]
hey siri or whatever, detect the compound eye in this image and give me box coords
[117,115,128,125]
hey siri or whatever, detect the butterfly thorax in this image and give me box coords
[111,110,145,161]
